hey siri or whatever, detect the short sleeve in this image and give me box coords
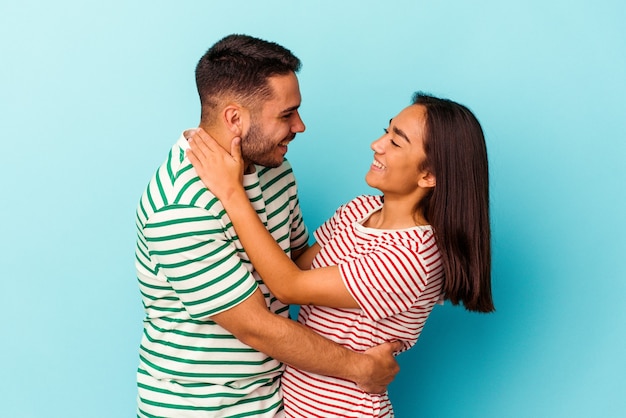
[314,195,383,247]
[339,240,429,322]
[287,185,309,253]
[144,205,257,320]
[289,208,309,253]
[313,204,345,247]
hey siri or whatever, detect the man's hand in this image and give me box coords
[355,341,402,394]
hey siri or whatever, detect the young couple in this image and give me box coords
[135,33,493,418]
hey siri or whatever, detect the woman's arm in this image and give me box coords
[187,130,358,308]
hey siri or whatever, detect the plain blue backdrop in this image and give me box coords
[1,1,624,417]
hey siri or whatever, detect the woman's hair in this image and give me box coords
[413,92,494,313]
[195,34,301,125]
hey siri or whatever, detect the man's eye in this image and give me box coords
[283,113,293,119]
[390,139,400,147]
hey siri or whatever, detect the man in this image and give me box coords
[134,34,400,417]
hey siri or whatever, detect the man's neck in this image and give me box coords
[243,162,255,174]
[196,123,254,175]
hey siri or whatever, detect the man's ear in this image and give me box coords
[223,104,249,137]
[418,171,436,188]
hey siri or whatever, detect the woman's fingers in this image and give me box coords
[230,137,242,165]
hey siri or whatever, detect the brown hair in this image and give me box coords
[195,34,301,125]
[413,92,494,313]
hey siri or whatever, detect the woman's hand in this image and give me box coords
[186,129,244,202]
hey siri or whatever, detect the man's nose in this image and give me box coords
[292,112,305,133]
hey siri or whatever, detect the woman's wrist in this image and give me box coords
[219,185,248,210]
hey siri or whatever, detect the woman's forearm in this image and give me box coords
[221,187,303,301]
[185,131,350,305]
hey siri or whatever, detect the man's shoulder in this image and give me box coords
[137,137,221,219]
[255,159,300,196]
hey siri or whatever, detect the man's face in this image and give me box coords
[241,72,306,168]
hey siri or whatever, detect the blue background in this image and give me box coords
[1,1,625,417]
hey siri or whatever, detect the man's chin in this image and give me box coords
[249,158,284,169]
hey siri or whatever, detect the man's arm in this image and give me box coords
[292,242,320,270]
[144,204,399,394]
[211,288,400,394]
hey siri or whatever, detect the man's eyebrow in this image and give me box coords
[280,105,300,114]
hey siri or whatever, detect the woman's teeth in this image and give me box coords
[372,159,386,169]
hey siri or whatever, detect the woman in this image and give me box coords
[187,92,494,417]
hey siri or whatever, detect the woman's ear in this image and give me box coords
[223,104,249,137]
[418,171,436,188]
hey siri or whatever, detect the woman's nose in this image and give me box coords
[371,136,384,153]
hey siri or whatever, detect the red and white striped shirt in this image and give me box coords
[282,195,444,417]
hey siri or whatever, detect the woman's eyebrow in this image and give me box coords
[393,126,411,143]
[389,118,411,143]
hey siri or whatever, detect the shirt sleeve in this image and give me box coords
[338,239,430,322]
[313,204,345,247]
[314,195,381,247]
[288,187,309,253]
[143,205,258,320]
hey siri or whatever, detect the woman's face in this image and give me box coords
[365,104,434,198]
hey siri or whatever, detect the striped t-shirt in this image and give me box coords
[282,195,444,418]
[135,133,308,418]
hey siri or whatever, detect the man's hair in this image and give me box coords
[413,92,494,313]
[195,34,301,125]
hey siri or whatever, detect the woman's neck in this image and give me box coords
[364,195,428,229]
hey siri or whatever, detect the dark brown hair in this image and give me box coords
[195,34,301,125]
[413,92,494,313]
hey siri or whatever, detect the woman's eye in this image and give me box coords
[383,128,400,147]
[384,128,399,146]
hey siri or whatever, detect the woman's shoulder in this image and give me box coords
[335,194,383,222]
[344,194,383,211]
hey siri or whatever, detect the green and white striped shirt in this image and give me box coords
[135,133,308,417]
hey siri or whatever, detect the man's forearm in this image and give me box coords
[211,290,398,393]
[254,311,366,381]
